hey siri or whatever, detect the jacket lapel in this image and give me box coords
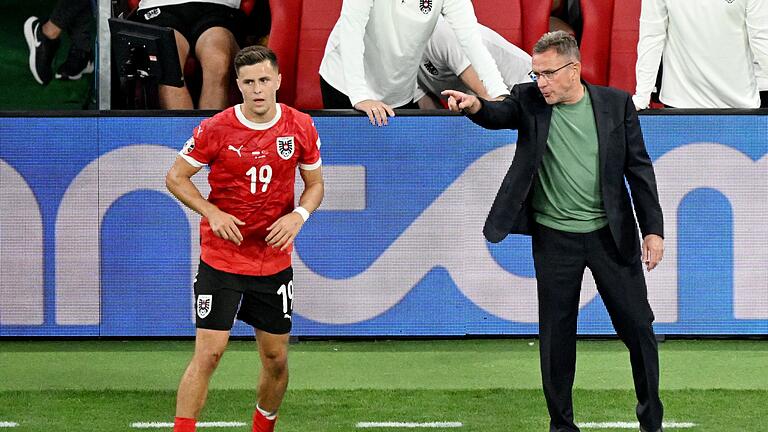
[585,83,612,179]
[534,100,553,160]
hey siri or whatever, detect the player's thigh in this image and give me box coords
[193,327,231,358]
[195,27,238,68]
[237,267,294,335]
[194,260,243,331]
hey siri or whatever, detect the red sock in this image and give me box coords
[173,417,196,432]
[253,409,277,432]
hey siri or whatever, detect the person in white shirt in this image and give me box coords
[319,0,508,126]
[132,0,244,109]
[415,18,532,109]
[633,0,768,109]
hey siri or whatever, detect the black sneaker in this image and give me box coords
[23,16,60,85]
[55,47,94,81]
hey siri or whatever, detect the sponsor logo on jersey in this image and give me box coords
[420,0,432,14]
[196,295,212,319]
[423,60,439,76]
[182,137,195,154]
[277,136,295,160]
[227,144,243,157]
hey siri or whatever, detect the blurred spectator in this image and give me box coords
[634,0,768,109]
[415,18,531,109]
[319,0,508,126]
[550,0,581,41]
[24,0,94,86]
[131,0,245,109]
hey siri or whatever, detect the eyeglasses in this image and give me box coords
[528,62,574,82]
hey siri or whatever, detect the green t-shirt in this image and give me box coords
[532,88,608,233]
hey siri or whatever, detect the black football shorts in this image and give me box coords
[133,2,245,52]
[193,260,294,334]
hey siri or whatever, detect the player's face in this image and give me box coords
[531,49,580,105]
[236,61,282,122]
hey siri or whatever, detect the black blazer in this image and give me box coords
[468,81,664,263]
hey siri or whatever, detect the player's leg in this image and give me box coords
[253,330,290,432]
[586,227,663,432]
[175,328,231,420]
[237,267,294,432]
[159,29,194,109]
[195,26,239,110]
[532,224,586,432]
[174,261,243,432]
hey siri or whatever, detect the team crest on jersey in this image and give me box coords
[196,295,212,319]
[182,137,195,154]
[420,0,432,14]
[277,136,295,160]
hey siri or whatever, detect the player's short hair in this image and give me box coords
[533,31,581,61]
[234,45,279,74]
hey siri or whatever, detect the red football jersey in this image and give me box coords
[179,103,322,276]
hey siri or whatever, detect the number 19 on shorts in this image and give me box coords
[277,281,293,314]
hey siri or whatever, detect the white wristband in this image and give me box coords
[293,206,310,222]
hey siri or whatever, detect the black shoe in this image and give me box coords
[23,16,60,85]
[55,47,94,81]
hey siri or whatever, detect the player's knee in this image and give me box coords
[261,349,287,375]
[195,348,225,371]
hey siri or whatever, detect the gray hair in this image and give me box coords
[533,31,580,61]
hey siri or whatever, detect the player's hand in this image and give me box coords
[266,212,305,251]
[206,209,245,246]
[354,99,395,127]
[642,234,664,271]
[441,90,481,115]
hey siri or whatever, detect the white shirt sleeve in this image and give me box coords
[440,0,507,98]
[747,0,768,91]
[337,0,375,107]
[634,0,668,109]
[428,19,472,76]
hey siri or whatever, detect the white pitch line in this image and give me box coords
[0,422,19,428]
[357,422,463,428]
[579,422,697,429]
[131,422,246,428]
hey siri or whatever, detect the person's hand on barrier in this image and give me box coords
[354,99,395,126]
[206,209,245,246]
[442,90,481,115]
[642,234,664,271]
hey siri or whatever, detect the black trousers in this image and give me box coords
[532,224,663,432]
[50,0,94,53]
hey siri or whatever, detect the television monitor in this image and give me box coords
[108,18,184,88]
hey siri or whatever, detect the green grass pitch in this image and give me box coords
[0,339,766,431]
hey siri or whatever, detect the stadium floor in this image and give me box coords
[0,0,93,111]
[1,339,766,431]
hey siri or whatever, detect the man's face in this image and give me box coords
[530,49,580,105]
[236,61,281,120]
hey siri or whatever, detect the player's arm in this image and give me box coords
[266,166,325,251]
[457,65,491,100]
[166,156,245,245]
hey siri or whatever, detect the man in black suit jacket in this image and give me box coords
[444,31,665,432]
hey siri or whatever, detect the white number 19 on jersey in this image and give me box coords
[246,165,272,193]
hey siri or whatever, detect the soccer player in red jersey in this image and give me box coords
[165,45,324,432]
